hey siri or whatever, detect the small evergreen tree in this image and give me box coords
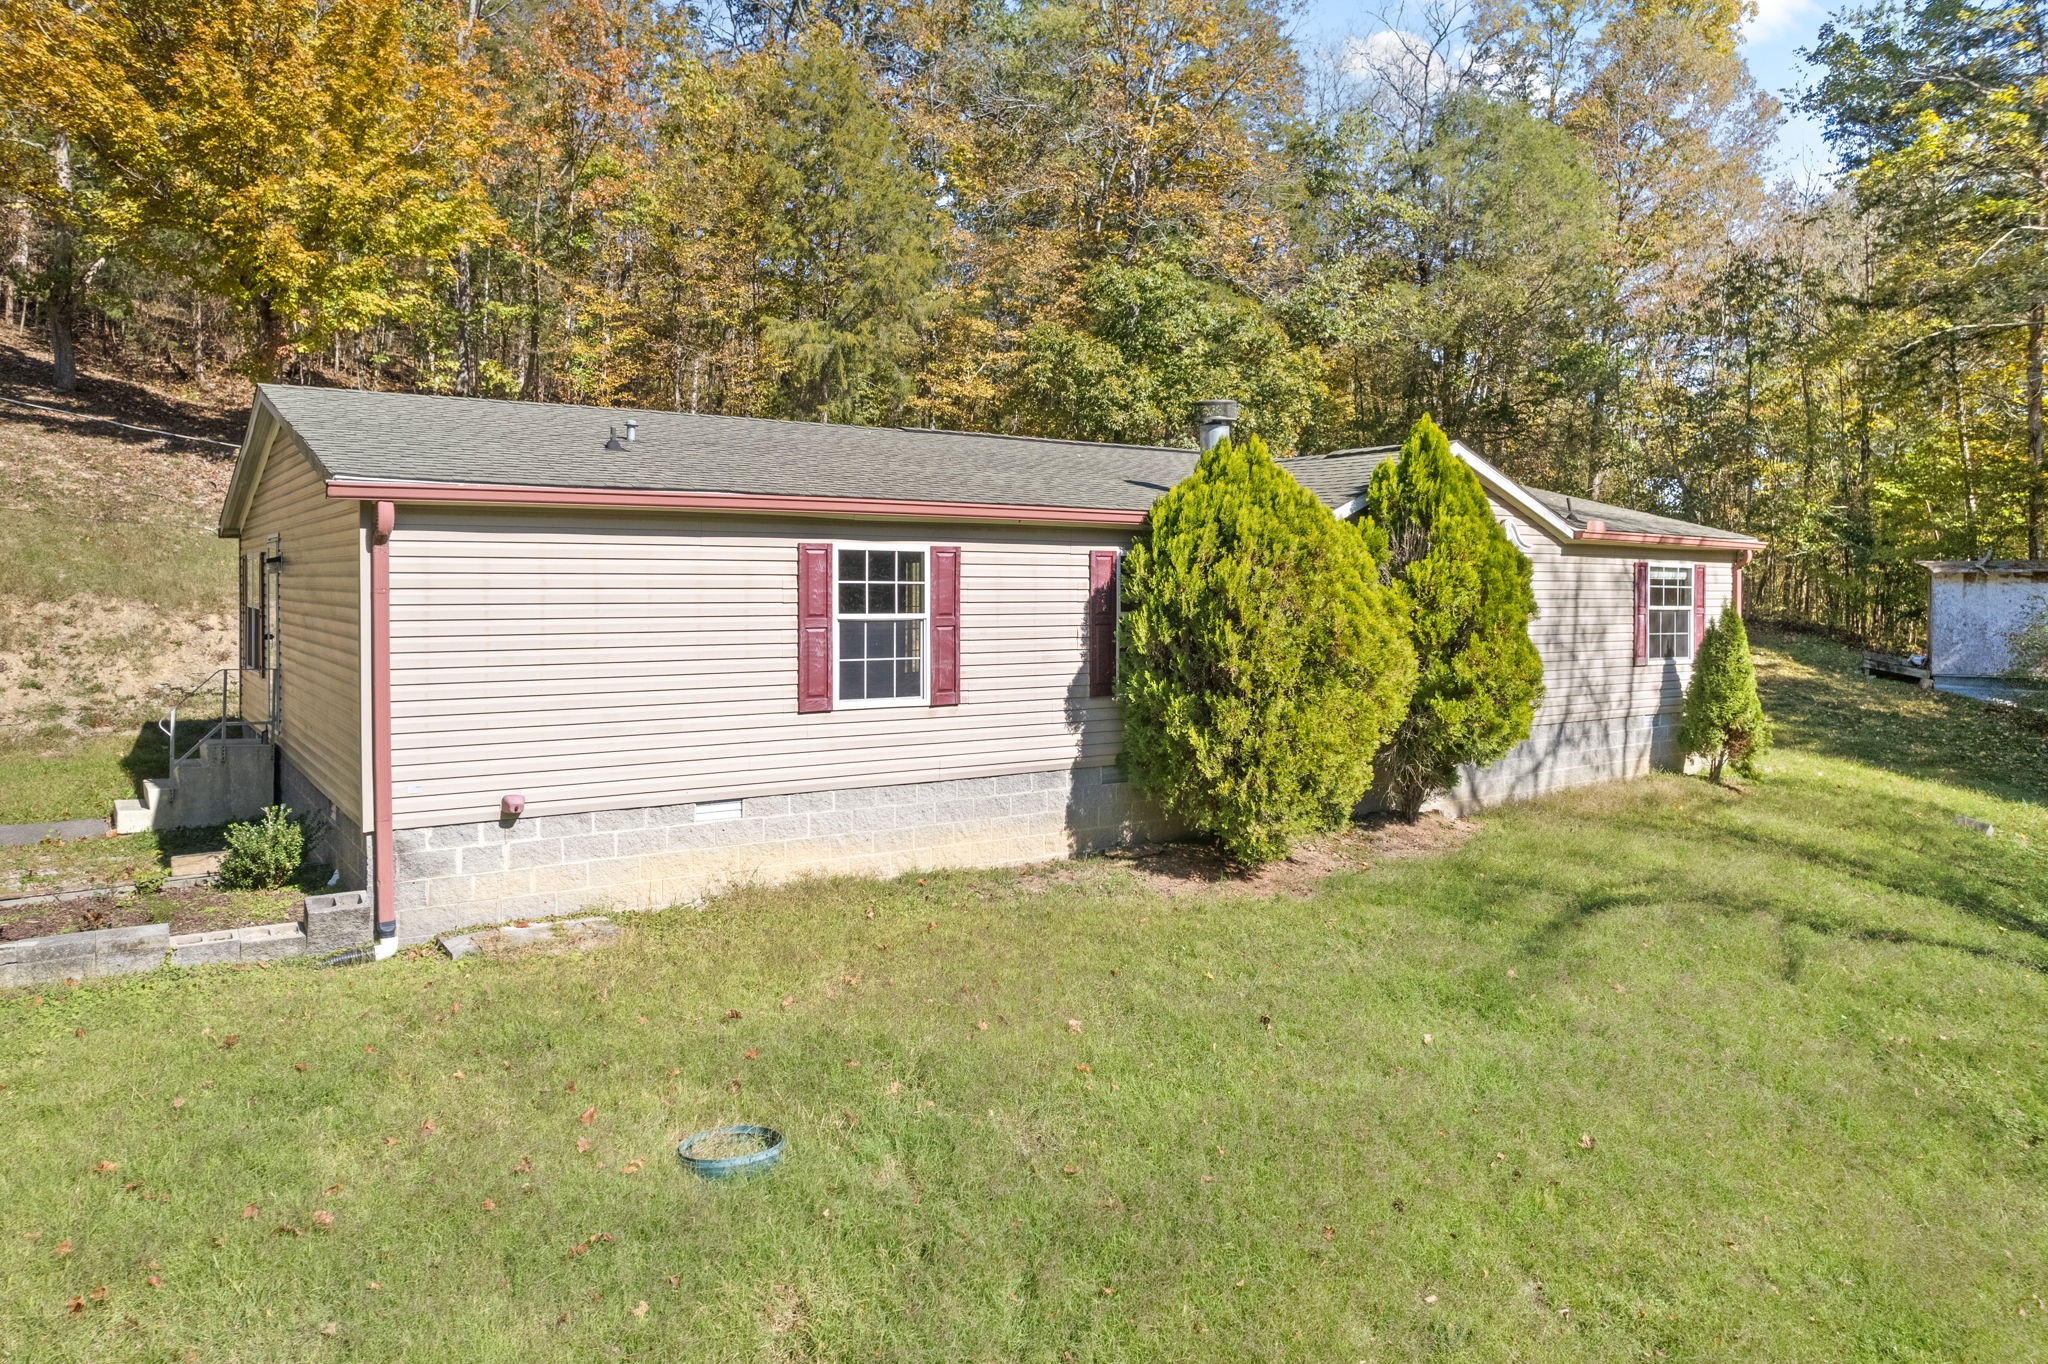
[1120,435,1417,863]
[1680,609,1771,782]
[1361,416,1544,819]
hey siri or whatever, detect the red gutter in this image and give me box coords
[325,480,1151,527]
[369,500,396,940]
[1575,528,1762,551]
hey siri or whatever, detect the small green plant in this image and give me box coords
[215,806,306,890]
[1681,610,1771,782]
[133,865,170,896]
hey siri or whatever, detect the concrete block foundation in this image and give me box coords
[390,766,1170,944]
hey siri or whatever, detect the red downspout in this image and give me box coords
[1735,549,1752,617]
[370,501,396,940]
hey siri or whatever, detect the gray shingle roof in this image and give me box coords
[1275,448,1395,508]
[1279,448,1759,546]
[254,386,1758,544]
[1518,487,1759,545]
[258,385,1198,512]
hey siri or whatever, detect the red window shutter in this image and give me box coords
[1632,560,1649,666]
[1088,550,1119,697]
[1693,563,1708,650]
[930,545,960,707]
[797,542,833,713]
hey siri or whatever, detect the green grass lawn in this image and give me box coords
[0,726,165,826]
[2,631,2045,1361]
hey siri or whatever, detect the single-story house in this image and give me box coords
[217,388,1761,944]
[1916,558,2048,706]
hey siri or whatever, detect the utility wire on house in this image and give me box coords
[0,391,239,450]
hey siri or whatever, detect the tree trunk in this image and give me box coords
[251,294,291,383]
[2029,304,2044,560]
[454,246,478,397]
[47,135,79,392]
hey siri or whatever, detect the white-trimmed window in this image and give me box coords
[1648,563,1693,659]
[836,547,927,704]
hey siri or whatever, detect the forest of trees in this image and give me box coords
[2,0,2043,649]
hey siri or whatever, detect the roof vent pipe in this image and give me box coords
[1190,399,1240,452]
[626,418,637,443]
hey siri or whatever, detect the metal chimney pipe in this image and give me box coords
[626,418,638,443]
[1190,399,1240,451]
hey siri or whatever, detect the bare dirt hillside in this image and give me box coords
[0,328,253,742]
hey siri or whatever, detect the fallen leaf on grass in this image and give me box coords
[311,1211,335,1231]
[319,1322,337,1337]
[577,1137,593,1154]
[88,1284,107,1302]
[1061,1165,1079,1176]
[667,1275,681,1288]
[145,1276,160,1288]
[66,1296,84,1315]
[631,1301,649,1318]
[620,1161,643,1175]
[481,1199,496,1212]
[513,1156,533,1174]
[93,1161,117,1174]
[240,1205,261,1220]
[1075,1063,1091,1073]
[578,1107,597,1126]
[1067,1019,1083,1034]
[1578,1133,1596,1150]
[221,1035,239,1049]
[171,1097,185,1109]
[420,1120,437,1136]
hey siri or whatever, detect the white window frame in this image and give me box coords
[831,541,932,710]
[1647,562,1693,661]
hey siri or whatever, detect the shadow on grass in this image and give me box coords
[117,723,169,804]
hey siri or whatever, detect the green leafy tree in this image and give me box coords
[1120,435,1416,862]
[1679,609,1770,781]
[1362,415,1543,818]
[1016,258,1320,450]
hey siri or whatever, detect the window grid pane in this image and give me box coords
[838,550,927,701]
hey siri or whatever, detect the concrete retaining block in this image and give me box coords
[303,890,373,954]
[236,921,306,962]
[0,922,170,988]
[169,929,241,967]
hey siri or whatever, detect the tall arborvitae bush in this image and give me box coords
[1120,435,1417,863]
[1361,416,1543,819]
[1680,609,1771,781]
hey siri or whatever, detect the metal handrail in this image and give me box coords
[156,669,241,779]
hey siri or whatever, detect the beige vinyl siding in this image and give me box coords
[1495,496,1740,726]
[235,431,364,824]
[385,509,1127,829]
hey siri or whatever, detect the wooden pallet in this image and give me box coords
[1862,652,1932,686]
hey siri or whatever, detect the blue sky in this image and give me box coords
[1296,0,1841,186]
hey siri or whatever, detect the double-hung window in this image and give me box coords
[1647,563,1693,660]
[837,548,927,704]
